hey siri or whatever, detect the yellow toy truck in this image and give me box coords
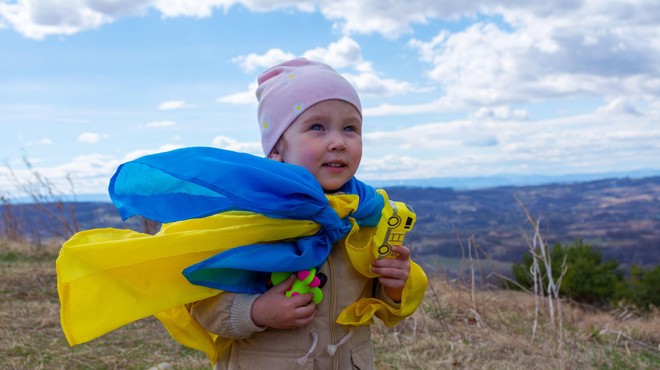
[372,189,416,259]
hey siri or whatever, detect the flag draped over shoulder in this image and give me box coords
[108,147,384,293]
[56,147,427,363]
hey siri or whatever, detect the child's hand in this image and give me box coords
[371,245,411,302]
[251,275,318,329]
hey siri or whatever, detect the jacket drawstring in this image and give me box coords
[326,329,353,356]
[297,329,319,366]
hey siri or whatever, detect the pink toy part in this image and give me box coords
[309,276,321,288]
[290,292,300,297]
[297,270,311,281]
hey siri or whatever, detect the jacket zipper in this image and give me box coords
[328,252,338,370]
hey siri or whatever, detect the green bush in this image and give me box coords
[619,264,660,310]
[512,240,623,305]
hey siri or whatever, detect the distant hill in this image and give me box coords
[369,169,660,189]
[2,176,658,275]
[385,176,660,274]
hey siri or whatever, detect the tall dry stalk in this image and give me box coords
[467,237,487,328]
[454,228,487,329]
[515,195,568,368]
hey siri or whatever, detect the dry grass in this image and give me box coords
[2,240,659,370]
[0,241,208,370]
[372,279,660,369]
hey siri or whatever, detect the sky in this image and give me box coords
[1,0,659,198]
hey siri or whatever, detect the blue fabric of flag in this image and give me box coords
[108,147,384,294]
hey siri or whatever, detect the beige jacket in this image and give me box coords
[191,240,400,370]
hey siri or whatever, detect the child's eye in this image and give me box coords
[310,123,323,131]
[344,125,357,133]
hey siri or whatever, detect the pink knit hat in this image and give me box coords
[255,58,362,156]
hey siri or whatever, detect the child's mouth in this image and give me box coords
[323,162,346,168]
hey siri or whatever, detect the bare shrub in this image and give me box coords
[2,153,80,244]
[1,191,23,242]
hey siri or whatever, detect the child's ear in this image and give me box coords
[268,148,283,162]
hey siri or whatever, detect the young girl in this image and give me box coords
[56,58,426,370]
[190,58,427,369]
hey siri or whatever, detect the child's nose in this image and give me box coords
[328,132,346,151]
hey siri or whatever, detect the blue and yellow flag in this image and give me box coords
[56,147,427,363]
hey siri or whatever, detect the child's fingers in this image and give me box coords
[372,254,410,270]
[374,265,409,280]
[293,295,317,313]
[289,291,315,307]
[372,255,411,283]
[289,294,318,324]
[292,304,317,326]
[378,276,407,290]
[390,245,410,259]
[272,274,296,293]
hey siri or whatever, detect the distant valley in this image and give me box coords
[386,176,660,275]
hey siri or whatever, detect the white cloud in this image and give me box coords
[158,100,190,110]
[3,141,261,197]
[363,97,458,116]
[596,98,642,116]
[409,22,546,105]
[6,1,655,108]
[302,36,362,68]
[319,1,450,39]
[408,2,660,107]
[344,67,415,97]
[0,153,122,196]
[2,0,438,40]
[472,106,529,121]
[217,82,258,105]
[145,120,176,128]
[304,38,414,96]
[152,0,225,18]
[0,0,320,40]
[233,49,297,73]
[230,37,414,100]
[122,144,185,162]
[0,0,148,40]
[364,120,468,152]
[359,154,424,175]
[153,0,315,18]
[232,37,364,72]
[78,132,104,144]
[359,106,660,180]
[1,0,447,39]
[24,138,54,146]
[211,135,262,155]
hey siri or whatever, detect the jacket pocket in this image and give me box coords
[351,341,375,370]
[237,349,314,370]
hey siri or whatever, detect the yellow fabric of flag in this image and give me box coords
[57,211,319,346]
[56,193,427,363]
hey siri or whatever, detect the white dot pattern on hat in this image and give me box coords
[293,102,305,115]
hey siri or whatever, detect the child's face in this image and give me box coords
[270,99,362,192]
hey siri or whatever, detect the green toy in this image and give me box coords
[270,268,324,304]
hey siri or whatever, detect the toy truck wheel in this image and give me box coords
[378,244,391,257]
[387,216,401,227]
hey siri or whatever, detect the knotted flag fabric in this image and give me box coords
[108,147,384,293]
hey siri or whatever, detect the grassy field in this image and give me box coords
[1,240,659,370]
